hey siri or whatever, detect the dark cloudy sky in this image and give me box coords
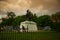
[0,0,60,16]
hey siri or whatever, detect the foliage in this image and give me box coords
[51,12,60,22]
[0,10,60,32]
[32,14,38,22]
[51,22,60,31]
[7,12,16,26]
[1,18,8,26]
[0,12,16,28]
[7,12,16,18]
[51,12,60,31]
[37,15,52,27]
[12,15,26,26]
[26,10,33,21]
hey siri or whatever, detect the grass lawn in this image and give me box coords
[0,31,60,40]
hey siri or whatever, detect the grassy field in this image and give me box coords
[0,31,60,40]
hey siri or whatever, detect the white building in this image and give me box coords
[20,21,38,32]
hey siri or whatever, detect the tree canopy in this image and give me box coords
[0,10,60,32]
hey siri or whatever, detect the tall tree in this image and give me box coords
[0,18,8,31]
[32,14,38,23]
[51,12,60,31]
[51,12,60,22]
[26,10,33,21]
[37,15,52,27]
[7,12,16,19]
[12,15,26,26]
[7,12,16,26]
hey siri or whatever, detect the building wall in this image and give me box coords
[20,21,38,32]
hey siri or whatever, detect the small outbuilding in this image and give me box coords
[20,21,38,32]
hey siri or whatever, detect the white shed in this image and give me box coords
[20,21,38,32]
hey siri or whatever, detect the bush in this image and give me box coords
[51,22,60,32]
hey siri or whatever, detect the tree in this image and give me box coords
[0,18,8,31]
[51,22,60,31]
[32,14,37,22]
[37,15,52,27]
[12,15,26,26]
[6,12,16,26]
[12,15,26,32]
[1,18,7,26]
[26,10,33,21]
[51,12,60,22]
[7,12,16,19]
[51,12,60,31]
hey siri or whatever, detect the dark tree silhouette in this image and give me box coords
[26,9,33,21]
[7,12,16,18]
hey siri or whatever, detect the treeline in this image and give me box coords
[0,10,60,31]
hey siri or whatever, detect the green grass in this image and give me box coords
[0,31,60,40]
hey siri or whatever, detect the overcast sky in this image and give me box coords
[0,0,60,16]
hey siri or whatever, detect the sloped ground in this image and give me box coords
[0,31,60,40]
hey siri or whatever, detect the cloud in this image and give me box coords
[0,0,60,16]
